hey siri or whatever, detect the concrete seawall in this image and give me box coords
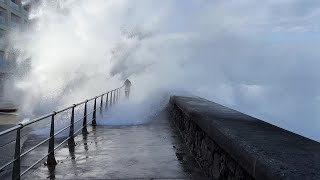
[168,96,320,180]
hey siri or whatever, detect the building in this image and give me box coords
[0,0,29,95]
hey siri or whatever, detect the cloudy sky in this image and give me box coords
[11,0,320,141]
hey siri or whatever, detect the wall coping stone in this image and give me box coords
[170,96,320,180]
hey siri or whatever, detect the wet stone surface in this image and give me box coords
[169,103,253,180]
[169,96,320,180]
[24,114,208,180]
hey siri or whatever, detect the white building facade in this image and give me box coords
[0,0,29,95]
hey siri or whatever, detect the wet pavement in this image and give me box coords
[23,113,207,179]
[0,113,17,124]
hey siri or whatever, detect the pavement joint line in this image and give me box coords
[71,144,180,148]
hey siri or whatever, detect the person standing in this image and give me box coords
[124,79,132,98]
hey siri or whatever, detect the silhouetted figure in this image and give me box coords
[124,79,132,98]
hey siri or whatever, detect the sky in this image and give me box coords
[6,0,320,141]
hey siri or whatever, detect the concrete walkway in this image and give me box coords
[0,113,17,124]
[25,114,207,179]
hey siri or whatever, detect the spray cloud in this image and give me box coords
[6,0,320,141]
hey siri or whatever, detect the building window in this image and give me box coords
[23,4,30,11]
[0,29,5,39]
[0,29,6,50]
[0,51,4,64]
[11,13,19,23]
[0,8,6,24]
[11,13,20,28]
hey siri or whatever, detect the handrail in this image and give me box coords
[0,83,126,179]
[0,125,21,137]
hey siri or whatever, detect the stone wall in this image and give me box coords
[168,96,320,180]
[169,103,253,180]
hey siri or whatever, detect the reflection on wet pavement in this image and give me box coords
[24,113,208,179]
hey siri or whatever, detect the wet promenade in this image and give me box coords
[24,113,207,179]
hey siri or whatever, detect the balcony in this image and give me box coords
[22,9,28,16]
[10,1,19,11]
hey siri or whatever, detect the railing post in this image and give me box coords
[68,105,76,147]
[113,90,116,105]
[105,92,109,110]
[47,113,57,166]
[92,97,97,126]
[109,91,113,107]
[100,94,103,115]
[118,89,120,100]
[118,88,120,101]
[117,89,119,102]
[12,125,22,180]
[116,89,118,102]
[114,90,116,103]
[82,100,88,135]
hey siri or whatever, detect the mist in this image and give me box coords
[5,0,320,141]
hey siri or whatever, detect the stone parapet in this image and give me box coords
[168,96,320,180]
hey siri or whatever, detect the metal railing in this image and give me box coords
[0,85,124,179]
